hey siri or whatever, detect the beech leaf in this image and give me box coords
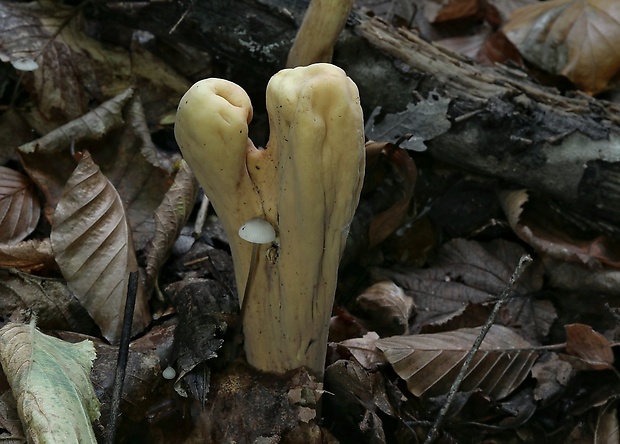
[0,238,55,272]
[0,268,97,333]
[0,320,100,443]
[377,325,538,399]
[144,159,199,294]
[20,95,174,250]
[324,359,396,433]
[355,281,414,336]
[0,166,40,245]
[565,323,614,370]
[373,239,548,339]
[50,151,150,343]
[531,352,574,402]
[504,0,620,93]
[338,332,387,370]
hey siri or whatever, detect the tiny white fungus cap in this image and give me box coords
[12,58,39,71]
[238,218,276,244]
[162,366,176,380]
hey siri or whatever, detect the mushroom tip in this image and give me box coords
[238,218,276,244]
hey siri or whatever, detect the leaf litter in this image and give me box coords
[0,0,619,442]
[503,0,620,94]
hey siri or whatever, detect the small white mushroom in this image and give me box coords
[238,218,276,244]
[162,366,176,380]
[12,58,39,71]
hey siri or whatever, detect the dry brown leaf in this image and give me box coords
[20,94,174,249]
[372,239,547,339]
[324,359,397,442]
[337,332,386,370]
[50,151,150,343]
[58,328,165,424]
[355,281,414,336]
[367,148,417,248]
[328,307,368,343]
[343,144,417,266]
[419,302,493,334]
[531,352,574,402]
[165,278,234,378]
[18,89,135,218]
[476,31,525,66]
[565,323,614,370]
[0,391,24,441]
[101,97,174,249]
[0,166,40,245]
[0,0,188,133]
[380,215,437,268]
[376,325,538,399]
[0,268,97,334]
[424,0,481,23]
[499,189,620,268]
[499,189,620,295]
[504,0,620,93]
[486,0,538,25]
[144,160,198,295]
[543,257,620,296]
[596,400,620,444]
[0,239,55,272]
[0,1,130,124]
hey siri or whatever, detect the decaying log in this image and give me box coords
[104,0,620,234]
[350,19,620,236]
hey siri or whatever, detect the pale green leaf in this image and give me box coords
[0,320,100,443]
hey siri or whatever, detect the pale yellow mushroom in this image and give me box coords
[175,64,365,377]
[174,78,265,297]
[286,0,354,67]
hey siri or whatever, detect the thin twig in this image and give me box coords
[106,271,139,444]
[423,254,533,444]
[193,195,210,237]
[169,0,197,34]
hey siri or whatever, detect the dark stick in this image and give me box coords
[423,254,533,444]
[105,271,139,444]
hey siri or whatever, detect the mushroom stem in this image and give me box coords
[174,64,364,377]
[236,243,259,338]
[286,0,354,67]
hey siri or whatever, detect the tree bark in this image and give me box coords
[351,19,620,236]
